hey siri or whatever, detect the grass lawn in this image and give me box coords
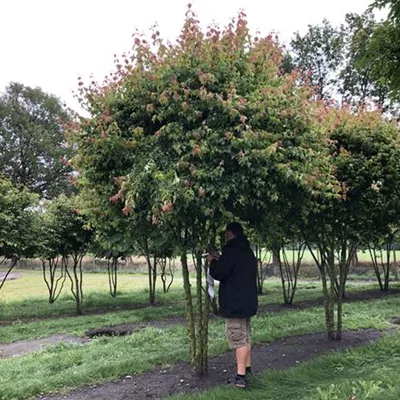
[263,249,400,263]
[0,269,392,345]
[0,271,399,400]
[0,269,187,321]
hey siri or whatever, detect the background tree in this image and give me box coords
[368,0,400,99]
[330,111,400,292]
[0,177,38,291]
[340,12,392,110]
[35,205,67,303]
[304,108,400,340]
[45,195,93,315]
[0,82,74,199]
[291,20,345,100]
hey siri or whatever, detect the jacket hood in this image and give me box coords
[225,235,251,251]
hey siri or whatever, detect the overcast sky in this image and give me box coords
[0,0,380,113]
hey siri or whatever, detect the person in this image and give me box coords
[207,222,258,389]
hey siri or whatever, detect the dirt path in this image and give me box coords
[0,334,89,359]
[38,329,385,400]
[0,271,23,281]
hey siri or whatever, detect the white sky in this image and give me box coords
[0,0,380,113]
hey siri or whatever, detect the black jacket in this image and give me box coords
[209,235,258,318]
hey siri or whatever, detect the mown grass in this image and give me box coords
[0,294,399,400]
[0,269,192,323]
[0,270,398,344]
[173,331,400,400]
[0,268,391,323]
[0,268,183,300]
[0,302,186,343]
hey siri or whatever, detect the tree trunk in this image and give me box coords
[272,251,279,276]
[393,250,399,281]
[65,255,84,315]
[42,257,66,303]
[324,255,336,341]
[369,246,384,291]
[278,243,305,305]
[152,256,157,303]
[202,257,211,373]
[384,242,391,291]
[308,243,335,340]
[194,252,207,374]
[181,252,196,364]
[0,256,18,292]
[160,258,167,293]
[142,238,157,305]
[107,256,118,297]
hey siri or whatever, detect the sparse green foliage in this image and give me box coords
[291,20,345,100]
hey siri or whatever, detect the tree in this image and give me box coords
[368,0,400,98]
[0,82,74,199]
[35,206,67,303]
[46,195,93,314]
[290,12,396,113]
[0,177,38,292]
[340,12,393,110]
[159,257,176,293]
[71,6,332,372]
[304,108,400,340]
[291,20,345,100]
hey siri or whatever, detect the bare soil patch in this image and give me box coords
[86,316,187,338]
[38,329,385,400]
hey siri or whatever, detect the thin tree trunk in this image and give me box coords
[369,246,384,291]
[107,257,118,297]
[202,257,210,374]
[181,252,196,364]
[65,255,84,315]
[152,256,157,303]
[393,249,399,281]
[308,243,334,340]
[384,242,391,291]
[142,237,157,305]
[42,257,66,303]
[326,252,336,341]
[194,252,204,374]
[0,256,18,292]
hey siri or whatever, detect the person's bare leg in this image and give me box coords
[235,345,249,375]
[245,343,251,369]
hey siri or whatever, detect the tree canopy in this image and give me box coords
[0,82,74,199]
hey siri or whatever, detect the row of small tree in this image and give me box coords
[0,188,179,313]
[65,6,400,374]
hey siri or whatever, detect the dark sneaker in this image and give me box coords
[227,374,246,389]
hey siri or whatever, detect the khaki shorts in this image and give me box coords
[225,318,251,349]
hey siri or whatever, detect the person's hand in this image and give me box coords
[207,252,219,263]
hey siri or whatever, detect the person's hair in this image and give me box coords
[226,222,244,237]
